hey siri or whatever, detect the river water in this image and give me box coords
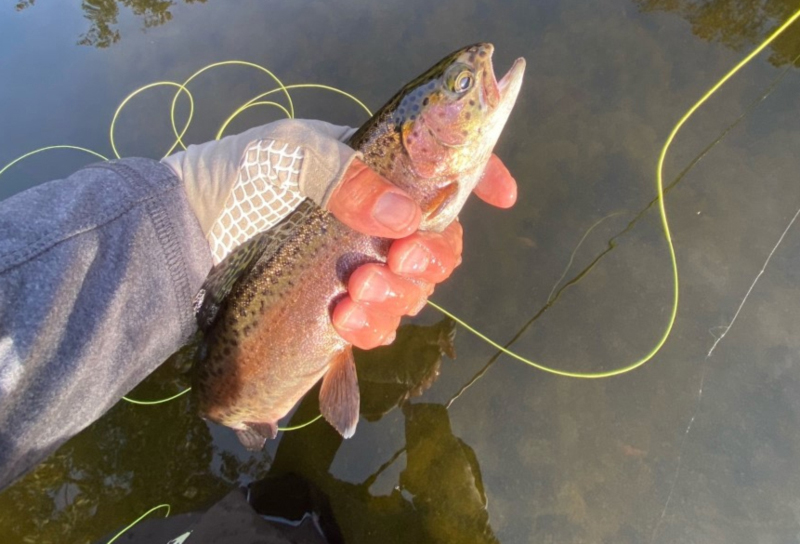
[1,1,800,542]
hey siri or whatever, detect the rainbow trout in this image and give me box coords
[193,43,525,450]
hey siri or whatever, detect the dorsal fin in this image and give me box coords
[194,198,317,331]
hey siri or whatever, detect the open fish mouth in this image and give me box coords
[480,43,526,109]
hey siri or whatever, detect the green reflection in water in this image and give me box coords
[0,319,500,543]
[14,0,800,59]
[15,0,208,48]
[4,0,800,542]
[637,0,800,66]
[263,318,499,544]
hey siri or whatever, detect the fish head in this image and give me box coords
[391,43,526,230]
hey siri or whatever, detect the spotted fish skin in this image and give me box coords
[194,44,526,449]
[194,204,387,442]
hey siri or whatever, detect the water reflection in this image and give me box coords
[13,0,800,58]
[4,0,800,541]
[636,0,800,66]
[356,318,456,422]
[0,343,245,543]
[266,401,498,543]
[15,0,207,48]
[0,318,499,543]
[267,318,498,543]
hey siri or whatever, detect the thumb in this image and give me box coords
[327,159,421,239]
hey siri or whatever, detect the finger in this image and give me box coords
[474,154,517,209]
[348,263,431,316]
[327,159,421,238]
[387,221,463,283]
[332,297,402,349]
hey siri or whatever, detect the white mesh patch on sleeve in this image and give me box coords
[208,140,305,264]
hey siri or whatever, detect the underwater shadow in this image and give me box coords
[260,317,500,544]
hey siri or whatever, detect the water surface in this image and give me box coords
[2,1,800,542]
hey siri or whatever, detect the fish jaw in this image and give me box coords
[480,54,526,164]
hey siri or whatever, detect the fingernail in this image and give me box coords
[357,271,391,302]
[397,243,430,275]
[339,304,368,331]
[373,192,417,233]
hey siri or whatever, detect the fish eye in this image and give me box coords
[454,71,474,93]
[445,66,475,95]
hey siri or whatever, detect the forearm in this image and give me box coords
[0,158,212,490]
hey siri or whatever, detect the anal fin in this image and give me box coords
[235,421,278,451]
[319,346,360,438]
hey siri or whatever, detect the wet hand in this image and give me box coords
[329,154,517,349]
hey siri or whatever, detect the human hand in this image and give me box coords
[329,154,517,349]
[164,119,359,264]
[163,118,515,349]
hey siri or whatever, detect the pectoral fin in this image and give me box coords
[423,182,459,223]
[319,346,360,438]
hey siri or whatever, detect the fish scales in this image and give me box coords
[194,43,525,449]
[195,208,388,422]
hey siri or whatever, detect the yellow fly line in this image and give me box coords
[105,504,171,544]
[3,15,800,542]
[431,7,800,379]
[1,9,799,407]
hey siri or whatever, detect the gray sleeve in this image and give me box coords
[0,158,213,490]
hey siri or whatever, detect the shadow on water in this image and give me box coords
[264,319,497,543]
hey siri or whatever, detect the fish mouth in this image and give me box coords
[483,45,526,109]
